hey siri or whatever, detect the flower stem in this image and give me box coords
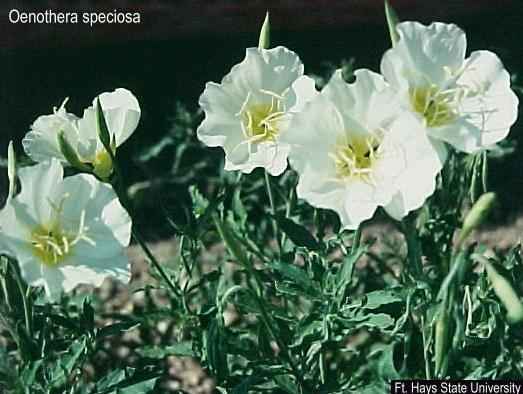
[131,228,181,297]
[280,181,296,248]
[11,261,33,339]
[421,315,432,379]
[264,171,281,253]
[110,159,180,297]
[213,215,309,392]
[402,216,422,277]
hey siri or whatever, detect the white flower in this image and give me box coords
[0,159,132,300]
[281,69,443,229]
[23,88,141,178]
[381,21,519,153]
[197,46,317,176]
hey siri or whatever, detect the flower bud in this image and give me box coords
[258,12,270,50]
[7,141,16,200]
[434,306,450,377]
[485,262,523,324]
[456,192,496,249]
[384,0,400,46]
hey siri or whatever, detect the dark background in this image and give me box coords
[1,0,522,218]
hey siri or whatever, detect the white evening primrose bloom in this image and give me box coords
[23,88,141,178]
[197,46,317,176]
[22,98,80,163]
[381,21,519,153]
[281,69,443,229]
[0,159,132,301]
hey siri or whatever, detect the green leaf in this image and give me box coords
[375,344,401,379]
[205,320,228,379]
[277,216,319,250]
[95,369,127,391]
[49,338,87,388]
[338,313,394,330]
[116,377,159,394]
[336,244,367,300]
[269,260,318,296]
[135,341,195,359]
[95,98,112,154]
[57,131,91,172]
[344,288,403,310]
[19,359,44,388]
[81,297,95,333]
[274,375,300,394]
[292,320,323,347]
[97,321,141,338]
[189,185,209,218]
[232,188,248,227]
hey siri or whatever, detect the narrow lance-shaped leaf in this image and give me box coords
[258,11,270,50]
[384,0,400,46]
[277,216,320,250]
[95,97,113,157]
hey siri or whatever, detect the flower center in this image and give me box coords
[31,224,74,266]
[330,134,381,182]
[29,197,94,266]
[410,85,460,128]
[239,90,287,144]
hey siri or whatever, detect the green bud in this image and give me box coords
[384,0,400,46]
[7,141,16,200]
[92,150,114,180]
[434,305,450,377]
[258,12,270,50]
[456,192,496,249]
[95,97,113,157]
[57,131,91,172]
[485,262,523,324]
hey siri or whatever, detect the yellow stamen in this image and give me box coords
[410,85,459,127]
[331,134,381,182]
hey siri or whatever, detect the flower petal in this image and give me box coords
[95,88,141,147]
[383,21,467,88]
[60,252,130,292]
[22,105,79,164]
[384,114,444,219]
[458,50,519,149]
[224,140,290,176]
[17,159,64,224]
[428,117,482,153]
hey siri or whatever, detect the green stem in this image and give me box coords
[264,171,281,253]
[111,159,180,297]
[280,182,296,248]
[0,258,12,313]
[402,217,422,277]
[420,315,432,379]
[132,229,180,297]
[351,226,362,254]
[213,215,309,392]
[11,262,32,338]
